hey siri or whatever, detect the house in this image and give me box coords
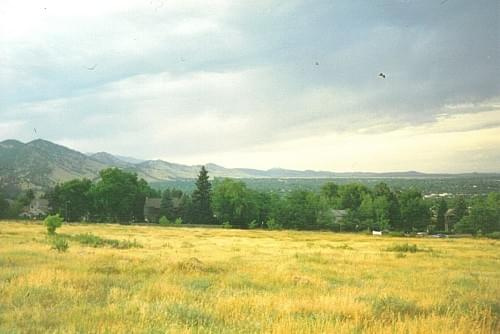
[144,197,161,223]
[20,198,50,219]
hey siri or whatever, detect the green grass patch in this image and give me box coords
[184,278,213,292]
[294,252,331,265]
[68,233,142,249]
[369,296,422,318]
[166,303,217,327]
[385,243,419,253]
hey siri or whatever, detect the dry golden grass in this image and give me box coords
[0,220,499,333]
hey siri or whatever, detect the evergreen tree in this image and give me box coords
[191,166,213,224]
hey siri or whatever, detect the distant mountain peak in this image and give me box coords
[0,139,24,148]
[113,154,145,164]
[1,138,494,197]
[26,138,65,148]
[205,163,225,169]
[28,138,50,144]
[90,152,132,167]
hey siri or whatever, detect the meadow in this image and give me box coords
[0,221,498,333]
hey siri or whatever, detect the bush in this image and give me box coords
[44,214,63,235]
[159,216,170,225]
[71,233,106,247]
[486,232,500,239]
[174,217,183,225]
[248,220,259,229]
[222,221,232,229]
[266,218,283,230]
[113,239,142,249]
[70,233,142,249]
[50,236,69,252]
[386,243,419,253]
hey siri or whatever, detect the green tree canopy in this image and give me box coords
[453,196,467,222]
[212,178,259,228]
[398,189,430,231]
[0,192,9,218]
[46,178,92,222]
[278,190,321,230]
[455,192,500,234]
[338,183,370,210]
[91,168,153,222]
[320,182,339,206]
[435,197,448,230]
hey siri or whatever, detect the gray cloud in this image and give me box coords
[0,0,498,170]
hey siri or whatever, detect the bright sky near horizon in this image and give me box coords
[1,0,499,173]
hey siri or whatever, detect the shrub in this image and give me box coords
[486,232,500,239]
[222,221,232,229]
[44,214,63,235]
[386,243,419,253]
[70,233,142,249]
[114,239,142,249]
[248,220,259,229]
[159,216,170,225]
[71,233,106,247]
[174,217,183,225]
[50,236,69,252]
[266,218,283,230]
[388,231,405,237]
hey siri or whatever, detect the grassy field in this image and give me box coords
[0,221,499,333]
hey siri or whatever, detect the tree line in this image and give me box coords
[1,166,499,235]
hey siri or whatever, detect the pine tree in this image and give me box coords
[191,166,213,224]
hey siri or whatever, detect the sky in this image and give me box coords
[1,0,499,173]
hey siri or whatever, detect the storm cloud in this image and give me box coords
[1,0,499,172]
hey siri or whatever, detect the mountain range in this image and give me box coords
[0,139,496,194]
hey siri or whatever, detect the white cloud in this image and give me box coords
[0,0,498,172]
[189,110,500,173]
[0,121,26,138]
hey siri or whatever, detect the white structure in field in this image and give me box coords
[20,198,50,219]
